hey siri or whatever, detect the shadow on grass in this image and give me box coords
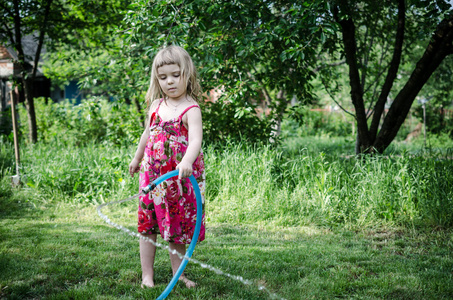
[0,178,18,216]
[1,196,452,299]
[197,224,452,299]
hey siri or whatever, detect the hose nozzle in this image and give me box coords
[142,183,156,195]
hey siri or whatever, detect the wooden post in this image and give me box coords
[422,103,427,148]
[10,91,21,186]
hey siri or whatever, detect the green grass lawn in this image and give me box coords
[1,137,453,299]
[1,185,452,300]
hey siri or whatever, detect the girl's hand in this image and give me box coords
[176,161,193,179]
[130,125,150,178]
[129,158,141,177]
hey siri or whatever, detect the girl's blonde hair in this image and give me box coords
[145,45,201,109]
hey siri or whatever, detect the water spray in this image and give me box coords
[142,170,203,300]
[98,170,201,300]
[97,170,286,300]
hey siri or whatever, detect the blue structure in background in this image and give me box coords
[65,80,82,104]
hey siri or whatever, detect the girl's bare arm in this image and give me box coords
[129,127,149,177]
[177,107,203,179]
[128,101,158,177]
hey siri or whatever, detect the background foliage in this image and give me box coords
[1,2,453,299]
[36,0,453,152]
[2,0,452,228]
[2,133,452,229]
[17,97,143,147]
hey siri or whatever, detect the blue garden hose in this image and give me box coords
[141,170,203,300]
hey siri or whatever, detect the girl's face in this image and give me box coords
[157,64,186,100]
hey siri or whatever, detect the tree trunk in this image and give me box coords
[271,90,288,141]
[27,0,52,143]
[335,4,371,153]
[369,0,405,142]
[11,0,39,143]
[373,14,453,153]
[336,2,453,154]
[23,78,38,143]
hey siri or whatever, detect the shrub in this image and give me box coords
[413,103,453,137]
[18,97,143,147]
[0,137,14,176]
[15,96,274,147]
[201,100,274,145]
[0,107,13,141]
[285,104,353,138]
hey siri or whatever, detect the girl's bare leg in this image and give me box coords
[169,242,197,288]
[140,233,157,288]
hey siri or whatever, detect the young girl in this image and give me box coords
[128,45,205,289]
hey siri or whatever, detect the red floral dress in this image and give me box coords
[138,100,205,244]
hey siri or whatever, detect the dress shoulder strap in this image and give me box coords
[178,105,200,121]
[149,99,164,126]
[155,98,164,114]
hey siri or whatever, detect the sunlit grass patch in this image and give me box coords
[1,183,453,299]
[1,137,453,299]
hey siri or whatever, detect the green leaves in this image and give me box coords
[42,0,331,135]
[20,97,143,147]
[202,99,274,145]
[118,0,326,118]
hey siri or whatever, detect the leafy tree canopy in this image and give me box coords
[0,0,129,143]
[42,0,453,150]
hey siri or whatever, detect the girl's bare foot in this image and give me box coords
[141,276,155,288]
[180,275,197,288]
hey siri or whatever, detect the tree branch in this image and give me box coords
[364,41,392,119]
[369,0,405,140]
[0,18,16,48]
[320,78,356,119]
[12,0,25,69]
[32,0,53,79]
[360,24,376,92]
[334,4,370,149]
[374,13,453,152]
[0,2,13,17]
[312,60,346,73]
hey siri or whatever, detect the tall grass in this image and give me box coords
[206,142,453,228]
[14,141,137,205]
[1,138,452,228]
[0,137,14,176]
